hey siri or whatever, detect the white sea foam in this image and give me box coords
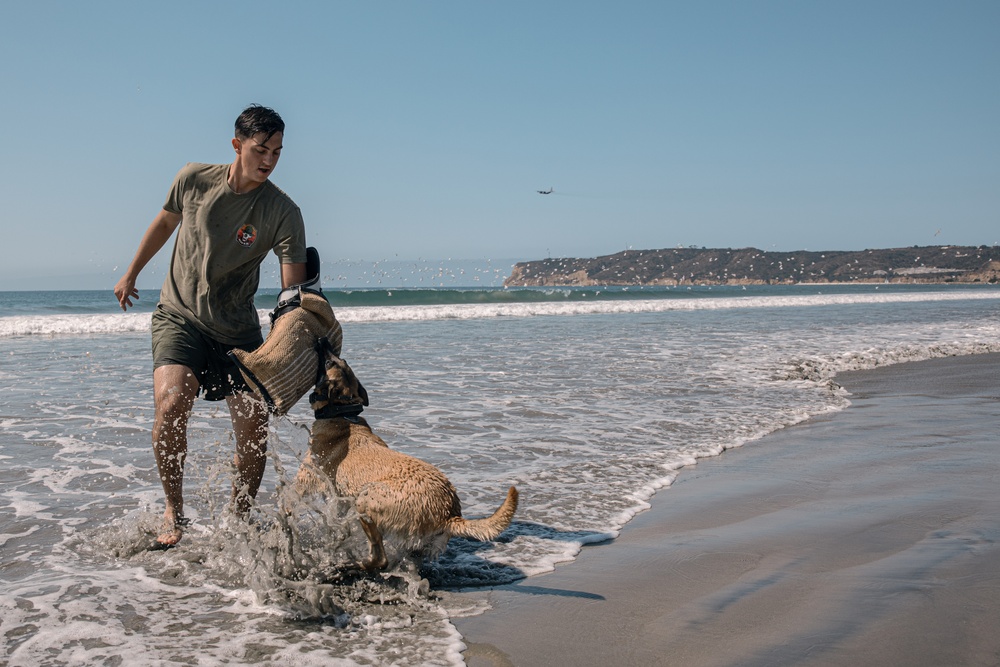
[0,311,153,337]
[337,289,1000,324]
[2,289,999,337]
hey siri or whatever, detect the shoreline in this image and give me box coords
[454,353,1000,666]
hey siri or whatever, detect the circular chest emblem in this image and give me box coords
[236,224,258,248]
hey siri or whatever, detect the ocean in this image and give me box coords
[2,283,1000,665]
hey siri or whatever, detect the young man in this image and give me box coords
[114,105,309,547]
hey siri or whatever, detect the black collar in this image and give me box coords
[313,402,365,423]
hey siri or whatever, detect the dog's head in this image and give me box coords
[310,350,370,412]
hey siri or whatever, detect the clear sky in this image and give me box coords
[2,1,998,290]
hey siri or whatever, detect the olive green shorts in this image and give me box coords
[151,306,263,401]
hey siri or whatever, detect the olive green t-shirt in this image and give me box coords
[158,162,307,345]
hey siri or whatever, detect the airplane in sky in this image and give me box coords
[537,187,553,195]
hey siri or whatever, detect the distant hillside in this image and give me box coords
[504,246,1000,287]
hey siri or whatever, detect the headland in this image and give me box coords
[504,245,1000,287]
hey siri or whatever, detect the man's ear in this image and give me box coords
[232,137,241,154]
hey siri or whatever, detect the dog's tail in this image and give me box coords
[446,486,519,541]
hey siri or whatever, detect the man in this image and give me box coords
[114,105,309,547]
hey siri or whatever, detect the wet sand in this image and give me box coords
[454,354,1000,667]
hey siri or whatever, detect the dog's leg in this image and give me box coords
[358,517,388,572]
[294,452,329,496]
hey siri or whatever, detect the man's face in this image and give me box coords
[234,131,283,183]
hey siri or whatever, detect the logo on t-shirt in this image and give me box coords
[236,224,258,248]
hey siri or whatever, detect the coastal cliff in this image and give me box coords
[504,246,1000,287]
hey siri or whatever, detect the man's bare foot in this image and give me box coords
[155,514,189,548]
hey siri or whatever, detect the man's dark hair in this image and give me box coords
[235,104,285,142]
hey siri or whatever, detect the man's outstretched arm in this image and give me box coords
[114,209,183,311]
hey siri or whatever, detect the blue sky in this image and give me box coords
[2,1,998,290]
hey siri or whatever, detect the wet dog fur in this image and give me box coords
[294,352,518,571]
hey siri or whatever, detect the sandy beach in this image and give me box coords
[455,354,1000,667]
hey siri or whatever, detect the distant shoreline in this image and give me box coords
[504,245,1000,287]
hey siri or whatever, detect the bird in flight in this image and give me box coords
[537,187,553,195]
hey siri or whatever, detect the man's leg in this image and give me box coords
[152,364,199,545]
[227,390,269,515]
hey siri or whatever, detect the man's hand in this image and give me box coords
[114,274,139,311]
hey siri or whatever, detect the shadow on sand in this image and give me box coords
[423,520,611,601]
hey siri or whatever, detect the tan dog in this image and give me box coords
[294,350,518,571]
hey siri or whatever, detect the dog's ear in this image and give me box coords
[324,352,343,370]
[356,380,370,406]
[325,354,367,405]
